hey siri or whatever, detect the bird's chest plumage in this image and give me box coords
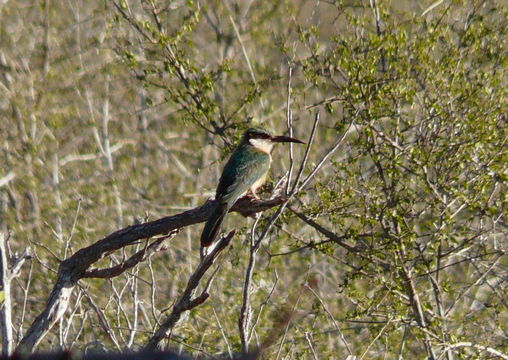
[242,150,271,190]
[216,146,271,204]
[250,155,271,194]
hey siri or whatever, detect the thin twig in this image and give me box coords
[421,0,446,16]
[290,112,320,195]
[304,332,319,360]
[304,284,353,355]
[285,65,294,196]
[296,117,354,193]
[238,215,262,354]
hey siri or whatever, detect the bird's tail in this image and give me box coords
[200,203,228,247]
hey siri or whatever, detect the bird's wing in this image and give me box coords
[216,148,271,207]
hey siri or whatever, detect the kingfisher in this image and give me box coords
[200,127,305,247]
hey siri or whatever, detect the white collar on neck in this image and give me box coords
[249,138,273,154]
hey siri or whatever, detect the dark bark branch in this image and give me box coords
[145,230,235,350]
[287,206,364,252]
[82,230,178,279]
[16,196,283,353]
[287,206,391,270]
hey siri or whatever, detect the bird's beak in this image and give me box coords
[271,135,305,144]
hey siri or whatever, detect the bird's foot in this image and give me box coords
[245,190,261,201]
[235,195,260,218]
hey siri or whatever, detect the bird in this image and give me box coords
[200,127,305,247]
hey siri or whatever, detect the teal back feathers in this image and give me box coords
[216,142,271,205]
[200,134,271,246]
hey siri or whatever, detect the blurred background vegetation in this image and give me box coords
[0,0,507,358]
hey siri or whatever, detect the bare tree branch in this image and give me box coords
[438,342,508,360]
[0,233,31,357]
[144,230,235,350]
[82,231,178,279]
[16,196,284,353]
[0,232,13,357]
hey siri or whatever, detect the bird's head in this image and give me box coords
[242,127,305,153]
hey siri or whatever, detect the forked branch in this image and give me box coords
[16,196,284,353]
